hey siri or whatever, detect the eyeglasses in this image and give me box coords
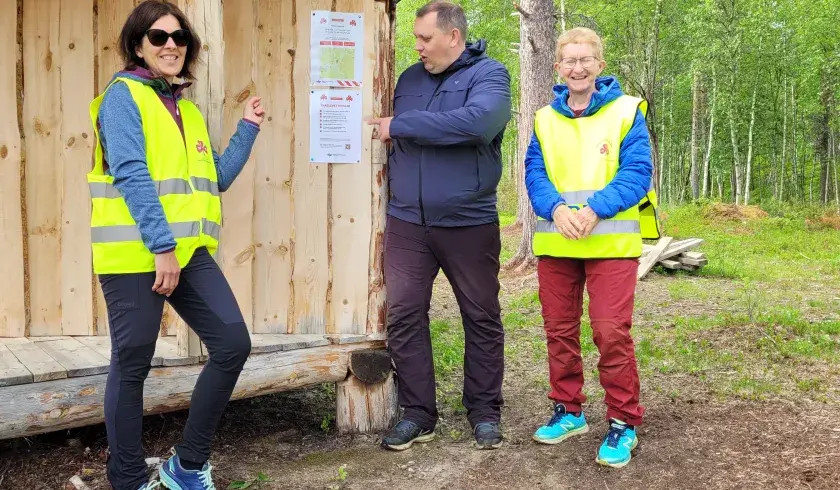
[559,56,599,69]
[145,29,191,47]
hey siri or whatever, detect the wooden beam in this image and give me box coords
[336,371,397,434]
[0,0,26,338]
[23,0,62,336]
[328,0,373,334]
[291,0,331,334]
[219,0,257,330]
[0,340,384,440]
[366,0,392,336]
[658,238,704,261]
[59,0,95,335]
[252,0,294,334]
[637,236,673,280]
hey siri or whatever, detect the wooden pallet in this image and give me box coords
[638,238,707,279]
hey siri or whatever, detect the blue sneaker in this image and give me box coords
[532,403,589,444]
[138,482,162,490]
[159,454,216,489]
[596,419,639,468]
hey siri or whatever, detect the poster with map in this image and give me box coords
[310,11,364,87]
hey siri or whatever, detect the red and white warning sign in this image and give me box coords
[310,11,364,87]
[309,89,363,164]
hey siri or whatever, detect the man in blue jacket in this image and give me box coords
[368,0,511,451]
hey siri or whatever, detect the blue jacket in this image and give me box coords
[525,76,653,222]
[97,68,259,254]
[388,40,512,227]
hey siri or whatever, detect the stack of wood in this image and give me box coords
[637,237,708,279]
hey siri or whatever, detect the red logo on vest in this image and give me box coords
[196,140,208,155]
[599,143,609,155]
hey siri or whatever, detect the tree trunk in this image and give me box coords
[702,69,717,199]
[507,0,556,272]
[817,64,832,204]
[728,68,742,204]
[690,70,700,200]
[744,82,758,205]
[780,76,787,201]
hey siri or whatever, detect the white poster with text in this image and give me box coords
[310,11,364,87]
[309,90,362,164]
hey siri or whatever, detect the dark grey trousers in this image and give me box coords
[384,216,505,430]
[99,247,251,490]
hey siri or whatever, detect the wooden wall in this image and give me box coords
[0,0,394,347]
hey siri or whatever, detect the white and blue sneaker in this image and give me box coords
[137,481,161,490]
[532,403,589,444]
[596,419,639,468]
[159,454,216,490]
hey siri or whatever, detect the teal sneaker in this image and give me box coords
[138,482,161,490]
[159,454,216,489]
[596,419,639,468]
[532,403,589,444]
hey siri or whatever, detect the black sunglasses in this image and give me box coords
[145,29,191,47]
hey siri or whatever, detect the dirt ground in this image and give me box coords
[2,271,839,490]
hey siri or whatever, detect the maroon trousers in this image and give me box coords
[537,256,645,426]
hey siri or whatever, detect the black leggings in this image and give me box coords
[100,247,251,490]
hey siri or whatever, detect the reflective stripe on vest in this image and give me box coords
[91,221,200,243]
[531,95,657,259]
[88,77,221,274]
[535,219,641,235]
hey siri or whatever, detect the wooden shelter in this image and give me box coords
[0,0,397,440]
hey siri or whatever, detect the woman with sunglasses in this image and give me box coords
[88,1,264,489]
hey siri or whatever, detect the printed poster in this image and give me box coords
[310,11,364,87]
[309,90,362,164]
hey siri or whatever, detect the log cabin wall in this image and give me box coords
[0,0,394,345]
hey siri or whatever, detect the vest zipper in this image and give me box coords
[420,77,445,226]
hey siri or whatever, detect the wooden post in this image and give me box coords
[336,349,397,434]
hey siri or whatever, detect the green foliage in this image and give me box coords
[227,472,273,489]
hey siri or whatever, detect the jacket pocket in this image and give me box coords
[394,93,428,116]
[435,87,470,112]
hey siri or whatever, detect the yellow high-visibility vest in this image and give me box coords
[532,94,660,259]
[88,77,222,274]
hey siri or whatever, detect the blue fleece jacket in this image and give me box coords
[97,69,259,254]
[524,76,653,222]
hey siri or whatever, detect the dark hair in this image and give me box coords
[416,1,468,42]
[118,0,202,79]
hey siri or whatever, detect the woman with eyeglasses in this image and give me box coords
[524,27,659,468]
[88,1,264,488]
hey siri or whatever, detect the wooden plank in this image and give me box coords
[326,333,370,345]
[36,338,110,377]
[291,0,331,334]
[180,0,224,148]
[678,256,708,267]
[94,281,109,336]
[154,337,198,367]
[77,336,112,361]
[681,251,706,260]
[219,0,257,330]
[637,236,673,280]
[328,0,373,334]
[249,333,329,354]
[251,0,294,333]
[659,238,704,261]
[23,0,62,336]
[0,0,26,338]
[366,0,391,336]
[0,344,33,387]
[96,0,135,90]
[0,340,385,440]
[5,338,67,382]
[59,0,95,335]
